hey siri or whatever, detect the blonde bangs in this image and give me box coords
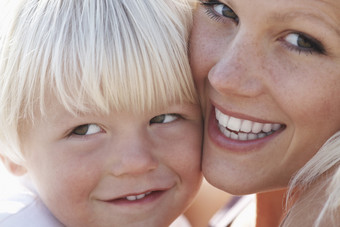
[0,0,195,162]
[60,0,198,114]
[1,0,196,121]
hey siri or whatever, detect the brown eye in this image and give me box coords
[286,33,313,49]
[213,4,239,22]
[150,114,179,124]
[284,33,325,54]
[72,124,101,135]
[297,36,313,48]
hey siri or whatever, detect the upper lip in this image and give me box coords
[212,101,283,125]
[216,108,282,130]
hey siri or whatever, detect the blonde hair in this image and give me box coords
[282,131,340,226]
[0,0,197,164]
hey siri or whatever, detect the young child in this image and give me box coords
[0,0,203,226]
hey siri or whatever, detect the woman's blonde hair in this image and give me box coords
[282,131,340,226]
[0,0,197,164]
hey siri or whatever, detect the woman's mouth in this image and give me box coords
[215,108,284,141]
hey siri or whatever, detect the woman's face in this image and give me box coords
[190,0,340,194]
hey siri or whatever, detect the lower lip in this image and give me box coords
[104,190,165,206]
[207,107,283,152]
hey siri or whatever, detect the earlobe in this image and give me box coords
[0,155,27,176]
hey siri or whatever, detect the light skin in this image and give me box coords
[190,0,340,225]
[13,96,202,227]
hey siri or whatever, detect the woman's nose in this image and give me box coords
[109,134,158,177]
[208,37,266,98]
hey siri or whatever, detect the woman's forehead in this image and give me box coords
[207,0,340,23]
[196,0,340,39]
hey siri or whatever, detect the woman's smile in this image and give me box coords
[191,0,340,194]
[215,107,283,141]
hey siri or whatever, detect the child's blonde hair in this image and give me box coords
[0,0,197,164]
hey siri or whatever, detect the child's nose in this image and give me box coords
[109,134,158,177]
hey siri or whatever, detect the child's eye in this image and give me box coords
[150,114,180,124]
[283,33,325,55]
[199,0,239,23]
[72,124,102,136]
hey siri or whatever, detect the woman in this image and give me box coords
[189,0,340,226]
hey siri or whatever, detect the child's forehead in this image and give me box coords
[37,94,197,123]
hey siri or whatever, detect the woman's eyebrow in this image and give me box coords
[268,11,340,36]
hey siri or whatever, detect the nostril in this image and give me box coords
[207,60,264,98]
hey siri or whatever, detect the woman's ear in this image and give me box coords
[0,155,27,176]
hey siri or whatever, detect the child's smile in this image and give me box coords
[20,101,202,226]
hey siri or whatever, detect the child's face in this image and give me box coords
[19,98,203,226]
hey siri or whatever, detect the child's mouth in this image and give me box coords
[124,191,152,201]
[105,190,165,204]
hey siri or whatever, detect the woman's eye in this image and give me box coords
[284,33,325,54]
[150,114,179,124]
[72,124,101,136]
[199,0,239,23]
[213,4,238,21]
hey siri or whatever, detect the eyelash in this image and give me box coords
[199,0,234,23]
[68,123,103,138]
[199,0,221,7]
[149,113,182,125]
[200,0,222,22]
[199,0,326,55]
[281,32,326,55]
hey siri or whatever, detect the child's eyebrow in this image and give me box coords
[42,108,80,126]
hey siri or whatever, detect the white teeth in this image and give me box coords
[258,133,266,138]
[227,117,242,131]
[215,108,283,141]
[252,122,263,133]
[126,196,137,201]
[219,125,231,137]
[273,124,281,131]
[241,120,252,133]
[216,109,229,127]
[125,192,151,201]
[136,194,146,199]
[248,133,257,140]
[231,132,238,140]
[262,123,272,133]
[239,132,248,141]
